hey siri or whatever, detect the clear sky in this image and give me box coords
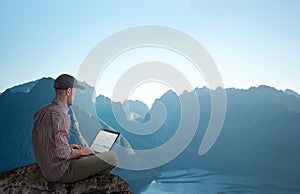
[1,0,300,107]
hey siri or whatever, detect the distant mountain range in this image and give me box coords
[0,77,300,185]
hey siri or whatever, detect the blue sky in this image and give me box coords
[1,0,300,106]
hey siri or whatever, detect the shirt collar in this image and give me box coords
[51,98,69,112]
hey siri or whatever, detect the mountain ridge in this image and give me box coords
[0,77,300,190]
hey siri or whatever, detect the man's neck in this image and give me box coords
[55,96,68,106]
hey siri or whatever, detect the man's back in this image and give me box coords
[32,98,73,182]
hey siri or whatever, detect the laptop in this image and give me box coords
[90,129,120,153]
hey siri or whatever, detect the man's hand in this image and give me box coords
[71,146,94,158]
[70,144,82,150]
[80,147,95,156]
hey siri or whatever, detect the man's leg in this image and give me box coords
[59,152,119,183]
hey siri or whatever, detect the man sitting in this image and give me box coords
[32,74,119,183]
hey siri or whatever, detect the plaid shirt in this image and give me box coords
[32,98,73,182]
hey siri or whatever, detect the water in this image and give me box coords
[141,168,300,194]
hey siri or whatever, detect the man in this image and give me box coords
[32,74,119,183]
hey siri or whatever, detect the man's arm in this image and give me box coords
[52,113,94,159]
[52,114,73,160]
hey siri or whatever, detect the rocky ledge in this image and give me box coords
[0,163,132,194]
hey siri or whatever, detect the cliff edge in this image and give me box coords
[0,163,132,194]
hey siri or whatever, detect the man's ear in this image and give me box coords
[66,88,72,96]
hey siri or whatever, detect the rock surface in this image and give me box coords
[0,163,132,194]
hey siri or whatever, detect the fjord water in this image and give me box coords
[141,168,300,194]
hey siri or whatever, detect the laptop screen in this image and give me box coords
[91,129,120,153]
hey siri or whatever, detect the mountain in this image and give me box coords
[174,86,300,182]
[1,77,300,189]
[285,88,300,100]
[0,78,55,172]
[122,100,149,122]
[95,85,300,183]
[6,80,39,93]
